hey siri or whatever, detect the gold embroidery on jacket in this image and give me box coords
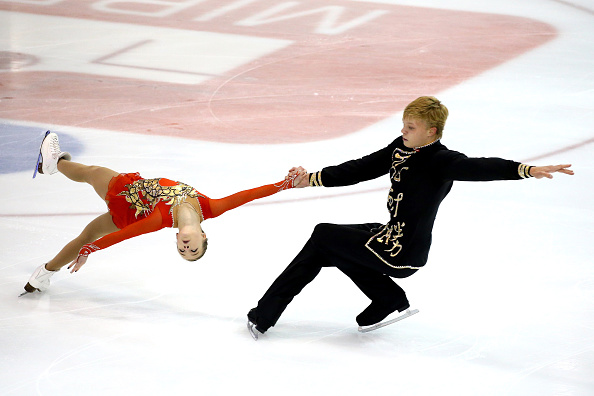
[375,222,405,257]
[365,223,420,269]
[391,148,415,169]
[365,146,419,268]
[388,190,404,218]
[391,166,409,182]
[309,172,323,187]
[518,164,532,178]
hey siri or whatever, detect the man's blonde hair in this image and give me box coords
[403,96,449,139]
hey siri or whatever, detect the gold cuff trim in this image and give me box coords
[518,164,533,179]
[309,172,323,187]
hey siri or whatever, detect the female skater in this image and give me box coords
[24,132,298,294]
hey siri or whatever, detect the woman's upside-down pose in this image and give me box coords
[23,132,297,294]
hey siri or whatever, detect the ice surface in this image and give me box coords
[1,1,592,395]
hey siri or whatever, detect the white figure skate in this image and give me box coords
[33,131,71,177]
[20,264,59,296]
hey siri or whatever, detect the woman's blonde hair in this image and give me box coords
[403,96,449,139]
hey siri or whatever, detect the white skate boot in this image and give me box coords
[37,131,71,175]
[21,264,59,295]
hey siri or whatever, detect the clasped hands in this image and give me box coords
[285,166,309,188]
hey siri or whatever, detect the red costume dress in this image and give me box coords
[78,173,293,258]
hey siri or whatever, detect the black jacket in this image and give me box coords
[310,137,527,269]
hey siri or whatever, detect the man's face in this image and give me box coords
[401,117,436,148]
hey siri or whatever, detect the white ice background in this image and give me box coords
[1,1,593,395]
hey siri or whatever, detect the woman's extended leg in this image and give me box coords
[26,212,119,292]
[25,133,122,293]
[57,160,119,202]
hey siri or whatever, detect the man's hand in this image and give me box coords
[530,164,574,179]
[287,166,309,188]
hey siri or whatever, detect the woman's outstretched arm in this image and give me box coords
[208,174,299,218]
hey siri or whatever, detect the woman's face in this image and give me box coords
[176,229,206,261]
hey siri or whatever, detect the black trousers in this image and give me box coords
[250,223,419,332]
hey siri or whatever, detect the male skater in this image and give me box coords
[246,96,574,339]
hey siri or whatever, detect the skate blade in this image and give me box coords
[358,308,419,333]
[247,321,259,341]
[32,130,50,179]
[19,282,39,297]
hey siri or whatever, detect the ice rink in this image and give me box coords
[1,1,593,395]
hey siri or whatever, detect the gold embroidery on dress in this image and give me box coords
[118,178,204,218]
